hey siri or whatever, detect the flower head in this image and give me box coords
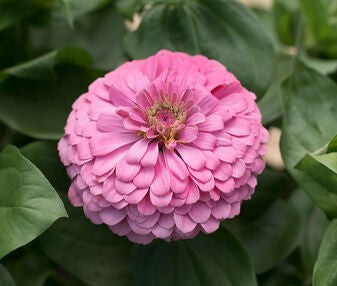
[58,50,268,244]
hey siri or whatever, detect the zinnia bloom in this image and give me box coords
[58,50,268,244]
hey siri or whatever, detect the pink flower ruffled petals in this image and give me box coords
[58,50,268,244]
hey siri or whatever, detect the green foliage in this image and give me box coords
[314,219,337,286]
[133,228,257,286]
[39,206,134,286]
[281,59,337,218]
[225,200,303,274]
[0,0,336,285]
[0,264,16,286]
[125,0,275,97]
[0,145,67,259]
[0,47,101,139]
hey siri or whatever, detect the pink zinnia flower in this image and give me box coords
[58,50,268,244]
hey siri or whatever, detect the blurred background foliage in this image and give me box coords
[0,0,337,285]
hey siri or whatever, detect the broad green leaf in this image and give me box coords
[4,46,92,80]
[115,0,144,19]
[273,0,301,46]
[259,262,302,286]
[21,141,69,193]
[296,152,337,218]
[0,47,101,139]
[300,0,337,57]
[31,2,126,69]
[225,200,302,274]
[258,53,293,125]
[60,0,113,20]
[40,206,134,286]
[291,190,329,282]
[313,219,337,286]
[300,53,337,75]
[0,145,67,259]
[6,251,53,286]
[280,59,337,218]
[240,168,287,220]
[133,228,257,286]
[327,134,337,153]
[0,0,55,31]
[0,265,15,286]
[124,0,275,97]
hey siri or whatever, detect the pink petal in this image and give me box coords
[176,145,206,170]
[192,132,217,150]
[201,216,220,233]
[99,207,126,226]
[185,182,200,204]
[188,167,212,183]
[109,219,131,236]
[215,146,238,163]
[116,159,141,182]
[125,139,149,164]
[90,134,138,156]
[123,188,148,204]
[150,191,173,207]
[199,115,224,132]
[115,178,136,195]
[92,144,130,176]
[213,163,232,181]
[96,113,127,133]
[203,150,220,170]
[188,202,211,223]
[164,149,189,180]
[186,112,206,125]
[158,214,175,229]
[178,126,198,143]
[174,213,197,233]
[152,224,173,238]
[170,174,188,194]
[212,201,231,219]
[141,142,159,167]
[109,85,134,107]
[215,178,235,194]
[232,159,246,178]
[150,155,171,196]
[137,195,156,216]
[225,118,250,136]
[133,167,155,188]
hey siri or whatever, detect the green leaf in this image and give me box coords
[240,168,287,220]
[115,0,144,20]
[0,47,101,139]
[31,2,126,70]
[296,152,337,217]
[273,0,301,46]
[291,190,329,282]
[60,0,113,20]
[133,228,257,286]
[21,141,69,193]
[40,206,134,286]
[0,145,67,259]
[313,219,337,286]
[259,262,302,286]
[124,0,275,96]
[280,59,337,218]
[4,46,92,80]
[327,134,337,153]
[258,53,293,125]
[225,200,302,274]
[300,0,337,58]
[6,251,53,286]
[0,0,55,32]
[0,265,15,286]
